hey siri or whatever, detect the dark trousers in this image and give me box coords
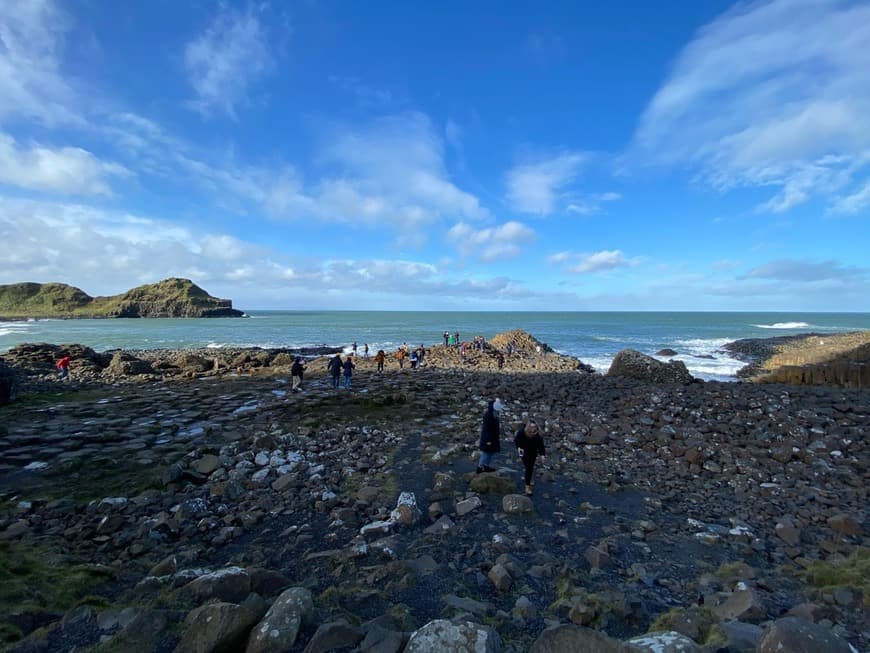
[522,456,537,484]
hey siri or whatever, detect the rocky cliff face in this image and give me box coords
[0,278,245,319]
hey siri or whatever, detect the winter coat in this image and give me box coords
[291,361,305,378]
[343,358,355,377]
[327,356,342,376]
[514,425,546,462]
[479,405,501,453]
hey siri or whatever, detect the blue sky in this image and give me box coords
[1,0,868,311]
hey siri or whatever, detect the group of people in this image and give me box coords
[477,398,546,496]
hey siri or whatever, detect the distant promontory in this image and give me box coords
[0,278,245,319]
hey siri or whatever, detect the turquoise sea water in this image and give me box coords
[2,311,868,382]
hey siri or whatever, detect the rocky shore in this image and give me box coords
[0,332,867,652]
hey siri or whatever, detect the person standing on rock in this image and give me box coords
[56,355,71,381]
[374,349,385,372]
[514,420,546,495]
[443,331,449,346]
[477,398,503,473]
[364,343,369,359]
[327,353,342,389]
[342,354,356,389]
[396,347,406,369]
[291,357,306,392]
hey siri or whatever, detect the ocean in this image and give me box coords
[2,311,868,382]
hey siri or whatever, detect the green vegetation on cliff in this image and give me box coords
[0,278,244,319]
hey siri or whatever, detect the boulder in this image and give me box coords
[405,619,500,652]
[713,588,766,622]
[502,494,533,514]
[607,349,694,384]
[469,472,516,495]
[246,587,312,653]
[758,616,855,653]
[106,350,153,376]
[625,631,701,652]
[530,624,628,652]
[176,596,267,653]
[178,567,252,604]
[302,620,364,653]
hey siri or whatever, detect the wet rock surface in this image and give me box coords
[0,336,867,652]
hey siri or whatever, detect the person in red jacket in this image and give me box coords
[56,355,71,380]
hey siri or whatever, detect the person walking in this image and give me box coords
[291,356,306,392]
[396,348,406,369]
[374,349,385,372]
[364,343,369,359]
[56,355,71,381]
[514,420,546,495]
[477,398,503,473]
[342,354,355,389]
[327,353,342,389]
[409,349,418,369]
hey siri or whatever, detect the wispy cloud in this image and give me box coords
[0,0,81,125]
[829,179,870,215]
[739,259,865,282]
[0,132,130,195]
[634,0,870,214]
[184,4,277,118]
[505,152,588,215]
[550,249,639,274]
[446,221,535,262]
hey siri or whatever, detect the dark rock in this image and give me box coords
[530,624,628,652]
[758,616,855,653]
[607,349,694,384]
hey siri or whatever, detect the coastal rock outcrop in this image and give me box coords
[1,334,868,652]
[607,349,694,384]
[0,277,244,319]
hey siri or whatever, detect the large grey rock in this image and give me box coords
[176,597,267,653]
[719,620,763,652]
[758,617,855,653]
[607,349,694,384]
[302,620,364,653]
[107,350,153,376]
[405,619,500,652]
[246,587,313,653]
[626,631,701,652]
[531,624,628,652]
[502,494,533,514]
[713,587,766,622]
[178,567,252,604]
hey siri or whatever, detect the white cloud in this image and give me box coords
[635,0,870,213]
[446,221,535,262]
[0,132,130,195]
[0,197,554,308]
[550,249,638,274]
[829,179,870,215]
[506,153,587,215]
[184,5,276,117]
[0,0,82,125]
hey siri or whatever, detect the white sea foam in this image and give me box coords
[753,322,811,329]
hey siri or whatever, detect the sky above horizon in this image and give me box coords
[1,0,868,311]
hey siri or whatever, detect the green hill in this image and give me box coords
[0,278,245,319]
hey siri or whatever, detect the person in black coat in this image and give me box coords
[477,398,503,473]
[327,354,342,389]
[291,357,306,392]
[514,420,546,495]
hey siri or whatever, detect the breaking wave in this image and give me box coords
[754,322,810,329]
